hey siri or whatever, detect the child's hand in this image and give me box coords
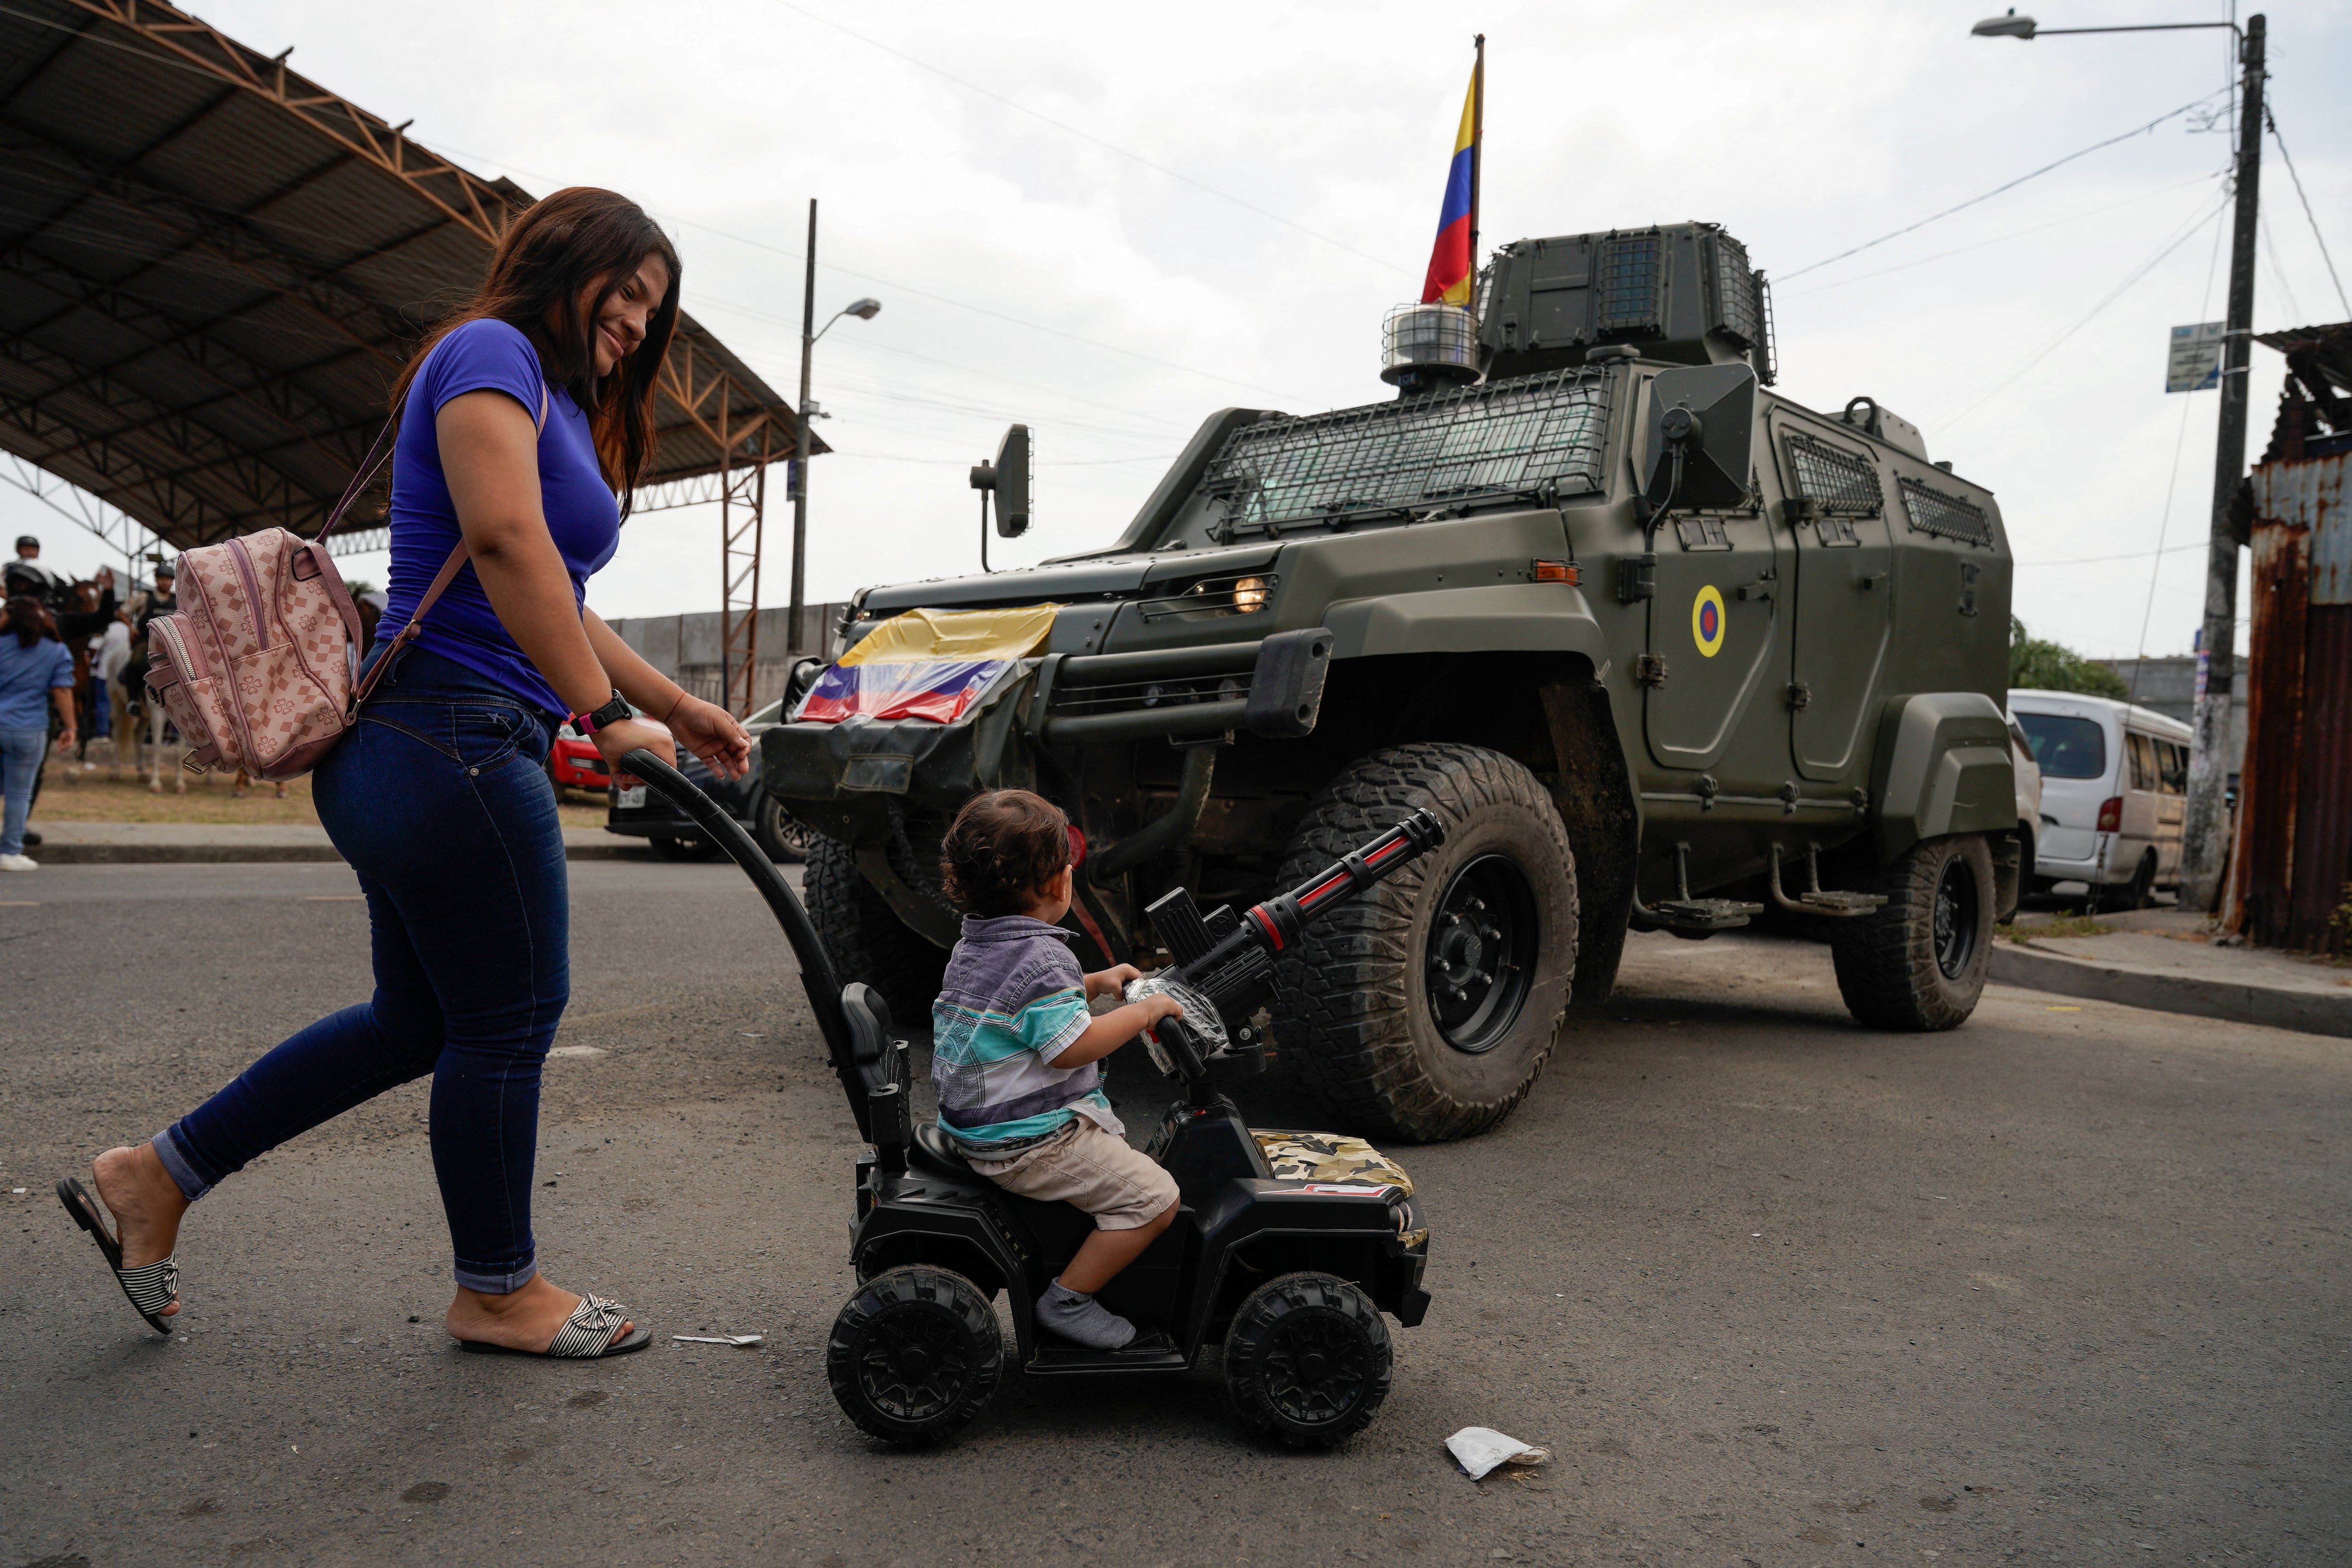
[1141,992,1186,1025]
[1084,963,1143,1001]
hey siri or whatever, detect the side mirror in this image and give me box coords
[1643,364,1756,513]
[993,424,1030,538]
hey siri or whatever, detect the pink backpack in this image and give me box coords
[143,384,540,781]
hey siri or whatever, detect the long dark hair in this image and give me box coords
[5,594,48,649]
[391,187,682,515]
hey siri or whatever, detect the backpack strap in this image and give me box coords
[349,372,553,712]
[313,414,400,548]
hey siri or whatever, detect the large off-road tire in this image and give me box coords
[805,832,949,1022]
[1829,833,1995,1031]
[827,1267,1002,1447]
[1223,1272,1392,1449]
[1271,743,1577,1142]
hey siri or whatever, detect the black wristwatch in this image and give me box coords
[570,689,632,735]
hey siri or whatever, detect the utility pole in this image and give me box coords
[2182,12,2264,911]
[790,198,817,658]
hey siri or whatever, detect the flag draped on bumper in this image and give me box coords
[794,604,1059,725]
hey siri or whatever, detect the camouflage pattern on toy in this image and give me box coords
[1253,1129,1426,1249]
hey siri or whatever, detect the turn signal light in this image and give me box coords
[1533,559,1580,585]
[2096,797,2122,833]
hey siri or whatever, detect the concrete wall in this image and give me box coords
[607,602,850,714]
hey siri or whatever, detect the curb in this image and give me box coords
[30,841,654,866]
[1989,940,2352,1040]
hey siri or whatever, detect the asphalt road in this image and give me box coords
[2,862,2343,1567]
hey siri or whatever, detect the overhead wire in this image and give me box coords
[764,0,1407,279]
[2128,200,2230,698]
[1937,190,2230,431]
[1780,87,2233,281]
[2264,106,2352,318]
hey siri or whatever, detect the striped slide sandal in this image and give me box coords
[457,1292,652,1358]
[56,1176,176,1336]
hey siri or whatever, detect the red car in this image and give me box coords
[546,722,610,794]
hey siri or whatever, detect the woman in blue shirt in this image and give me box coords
[0,595,76,870]
[60,188,749,1358]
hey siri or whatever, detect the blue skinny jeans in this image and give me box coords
[154,647,569,1293]
[1,725,43,856]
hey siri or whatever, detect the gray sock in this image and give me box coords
[1036,1279,1136,1350]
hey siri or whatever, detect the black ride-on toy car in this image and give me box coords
[621,748,1444,1449]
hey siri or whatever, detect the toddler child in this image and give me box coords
[931,788,1185,1350]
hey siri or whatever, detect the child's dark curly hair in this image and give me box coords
[939,790,1071,917]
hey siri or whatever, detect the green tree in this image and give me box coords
[2009,616,2129,698]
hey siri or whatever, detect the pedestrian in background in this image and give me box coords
[0,594,75,871]
[59,187,750,1358]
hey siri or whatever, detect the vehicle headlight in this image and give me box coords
[1232,576,1269,613]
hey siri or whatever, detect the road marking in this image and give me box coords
[0,900,37,907]
[304,895,364,902]
[2046,1005,2083,1012]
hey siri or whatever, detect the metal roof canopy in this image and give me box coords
[0,1,815,708]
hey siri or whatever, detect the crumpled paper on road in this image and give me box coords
[1445,1426,1552,1480]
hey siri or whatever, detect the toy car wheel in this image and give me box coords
[806,832,949,1022]
[1223,1272,1392,1448]
[754,793,817,863]
[1829,832,1994,1031]
[1271,743,1578,1141]
[826,1266,1002,1447]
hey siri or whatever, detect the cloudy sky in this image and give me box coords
[11,0,2349,659]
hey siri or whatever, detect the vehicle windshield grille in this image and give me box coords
[1197,367,1611,535]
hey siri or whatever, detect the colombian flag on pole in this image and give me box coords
[1420,42,1483,307]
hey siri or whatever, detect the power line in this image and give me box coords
[2265,105,2351,317]
[1938,191,2229,430]
[1781,88,2232,281]
[1779,172,2219,300]
[765,0,1409,279]
[2022,540,2207,569]
[2130,203,2229,705]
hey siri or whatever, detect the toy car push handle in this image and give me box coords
[617,750,858,1094]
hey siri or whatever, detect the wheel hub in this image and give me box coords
[1424,854,1539,1053]
[1262,1315,1369,1425]
[857,1312,969,1422]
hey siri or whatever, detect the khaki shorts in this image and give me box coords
[966,1117,1180,1231]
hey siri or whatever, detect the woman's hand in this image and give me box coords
[592,716,676,777]
[1084,963,1143,1002]
[662,694,752,781]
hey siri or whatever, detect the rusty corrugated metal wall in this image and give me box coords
[2228,450,2352,951]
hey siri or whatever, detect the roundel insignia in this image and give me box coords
[1692,585,1727,658]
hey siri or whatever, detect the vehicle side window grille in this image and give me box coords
[1197,369,1611,536]
[1708,233,1760,348]
[1784,433,1883,516]
[1898,476,1995,547]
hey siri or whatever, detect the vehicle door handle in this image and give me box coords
[1738,580,1773,602]
[1856,570,1888,590]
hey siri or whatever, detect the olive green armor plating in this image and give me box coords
[764,222,2019,1141]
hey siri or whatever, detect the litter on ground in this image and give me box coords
[1446,1426,1552,1480]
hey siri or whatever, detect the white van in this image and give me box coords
[2008,690,2192,908]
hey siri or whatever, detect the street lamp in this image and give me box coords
[1971,10,2264,912]
[789,196,882,657]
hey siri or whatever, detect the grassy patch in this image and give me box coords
[1998,914,2115,943]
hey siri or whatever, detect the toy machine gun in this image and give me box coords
[1124,809,1446,1097]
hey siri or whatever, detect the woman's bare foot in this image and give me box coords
[90,1144,191,1317]
[445,1275,634,1354]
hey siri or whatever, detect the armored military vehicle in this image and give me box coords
[763,221,2018,1142]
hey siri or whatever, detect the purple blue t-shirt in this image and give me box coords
[382,318,621,719]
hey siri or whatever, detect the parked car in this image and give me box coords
[605,697,816,863]
[546,721,610,796]
[2008,690,2190,909]
[2000,706,2044,923]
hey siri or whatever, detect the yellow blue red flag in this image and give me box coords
[1420,55,1482,306]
